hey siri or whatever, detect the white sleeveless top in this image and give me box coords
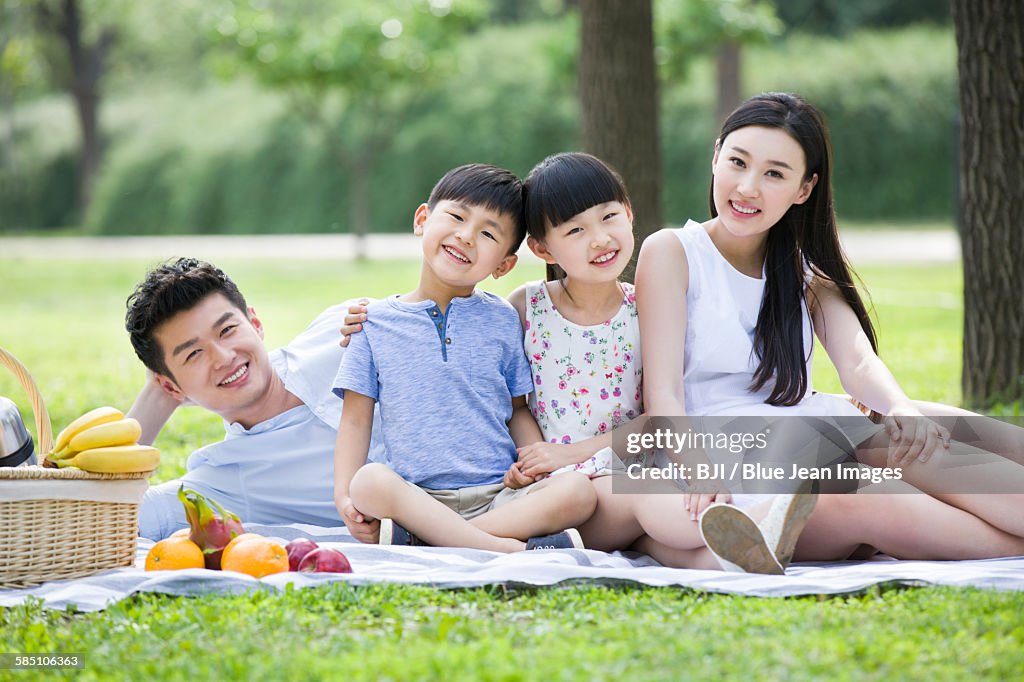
[674,220,821,416]
[524,280,643,444]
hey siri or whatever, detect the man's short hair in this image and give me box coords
[126,258,248,378]
[427,164,526,254]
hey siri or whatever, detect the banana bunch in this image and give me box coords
[46,406,160,474]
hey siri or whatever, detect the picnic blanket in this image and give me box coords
[3,523,1023,612]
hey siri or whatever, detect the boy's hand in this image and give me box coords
[337,495,379,543]
[503,462,535,489]
[339,299,371,348]
[516,442,579,478]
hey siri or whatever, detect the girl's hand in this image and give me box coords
[684,482,732,521]
[339,299,371,348]
[883,405,951,468]
[503,462,535,489]
[516,442,581,478]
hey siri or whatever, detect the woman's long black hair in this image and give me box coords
[711,92,877,406]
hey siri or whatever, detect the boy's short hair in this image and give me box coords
[427,164,526,254]
[125,257,248,378]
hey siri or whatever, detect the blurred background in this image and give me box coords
[0,0,955,238]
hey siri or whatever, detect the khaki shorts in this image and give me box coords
[405,479,537,520]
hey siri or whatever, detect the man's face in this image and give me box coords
[153,292,273,424]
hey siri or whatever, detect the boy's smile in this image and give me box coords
[412,200,518,301]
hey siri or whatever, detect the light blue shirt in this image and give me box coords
[333,290,535,490]
[138,303,385,540]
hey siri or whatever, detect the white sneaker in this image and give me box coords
[759,487,819,566]
[699,504,784,574]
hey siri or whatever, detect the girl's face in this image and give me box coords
[711,125,818,240]
[529,201,635,285]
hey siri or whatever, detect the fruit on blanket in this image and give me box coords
[221,533,263,565]
[146,536,205,571]
[221,536,289,578]
[49,406,124,459]
[65,417,142,455]
[297,548,353,574]
[285,538,320,571]
[178,486,247,570]
[56,444,161,473]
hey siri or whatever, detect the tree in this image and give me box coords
[205,0,482,258]
[952,0,1024,408]
[27,0,116,215]
[579,0,661,282]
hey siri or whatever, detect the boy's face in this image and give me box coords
[414,200,518,289]
[152,292,274,425]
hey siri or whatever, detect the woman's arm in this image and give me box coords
[809,277,949,465]
[636,229,690,416]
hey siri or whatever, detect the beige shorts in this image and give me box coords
[406,479,537,520]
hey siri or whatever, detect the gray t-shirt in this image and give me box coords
[333,290,534,489]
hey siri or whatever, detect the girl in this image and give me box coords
[635,92,1024,567]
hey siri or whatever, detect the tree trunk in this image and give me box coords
[348,158,371,262]
[579,0,662,283]
[715,41,742,127]
[53,0,113,216]
[952,0,1024,408]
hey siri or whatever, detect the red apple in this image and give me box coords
[297,547,352,573]
[285,538,320,571]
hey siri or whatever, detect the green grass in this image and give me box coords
[3,255,1019,679]
[2,584,1022,680]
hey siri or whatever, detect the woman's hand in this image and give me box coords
[516,441,582,478]
[683,481,732,521]
[883,404,951,468]
[339,299,371,348]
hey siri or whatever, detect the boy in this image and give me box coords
[333,164,596,551]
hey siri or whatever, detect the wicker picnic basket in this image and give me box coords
[0,347,150,589]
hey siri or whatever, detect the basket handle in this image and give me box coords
[0,346,54,454]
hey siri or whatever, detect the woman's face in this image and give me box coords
[711,125,818,241]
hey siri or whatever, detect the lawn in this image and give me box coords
[2,254,1021,680]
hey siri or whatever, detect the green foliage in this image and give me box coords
[656,0,783,80]
[0,22,957,233]
[774,0,950,36]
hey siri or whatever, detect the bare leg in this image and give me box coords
[576,477,707,552]
[794,483,1024,561]
[913,400,1024,464]
[349,463,524,552]
[629,535,721,570]
[470,472,597,539]
[855,433,1024,537]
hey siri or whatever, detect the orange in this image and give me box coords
[220,532,263,564]
[145,536,205,571]
[220,536,288,578]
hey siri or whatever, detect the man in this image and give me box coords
[126,257,381,539]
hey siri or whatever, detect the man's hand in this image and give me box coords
[884,404,951,468]
[338,299,371,348]
[337,495,380,544]
[516,441,580,478]
[503,462,535,489]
